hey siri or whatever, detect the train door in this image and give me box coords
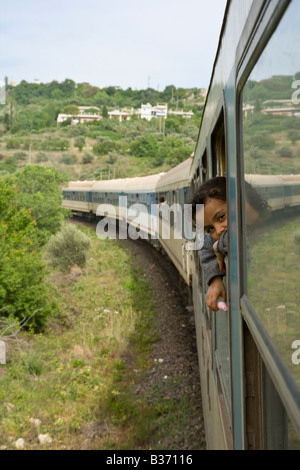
[238,0,300,449]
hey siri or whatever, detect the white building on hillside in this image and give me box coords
[108,108,132,122]
[57,113,102,125]
[138,103,168,121]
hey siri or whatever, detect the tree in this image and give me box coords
[130,134,159,158]
[14,166,70,245]
[0,179,56,330]
[74,136,85,151]
[156,136,193,166]
[63,104,80,115]
[102,105,108,118]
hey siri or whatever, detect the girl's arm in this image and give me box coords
[213,230,228,273]
[206,277,227,311]
[199,233,227,311]
[199,234,226,285]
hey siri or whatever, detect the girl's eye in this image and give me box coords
[206,226,214,234]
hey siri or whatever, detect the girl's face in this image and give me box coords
[202,197,227,241]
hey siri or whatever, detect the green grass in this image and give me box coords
[0,224,201,450]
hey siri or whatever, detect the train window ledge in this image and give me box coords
[240,295,300,438]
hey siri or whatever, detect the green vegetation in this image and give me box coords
[0,79,205,449]
[243,74,300,174]
[0,79,205,180]
[0,178,57,330]
[13,165,70,245]
[0,226,201,450]
[45,223,91,272]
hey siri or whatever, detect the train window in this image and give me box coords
[241,0,300,448]
[201,150,208,182]
[210,111,231,419]
[211,112,226,176]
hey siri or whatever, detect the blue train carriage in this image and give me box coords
[246,174,300,212]
[62,180,95,216]
[124,173,164,239]
[155,157,192,285]
[91,178,129,221]
[191,0,300,449]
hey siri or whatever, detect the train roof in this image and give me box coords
[91,178,129,192]
[155,157,193,192]
[66,180,96,189]
[125,173,164,192]
[63,173,165,193]
[246,174,300,186]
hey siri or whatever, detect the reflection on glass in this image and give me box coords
[242,0,300,447]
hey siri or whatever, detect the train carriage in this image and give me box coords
[155,157,193,284]
[124,173,164,239]
[62,180,95,216]
[190,0,300,449]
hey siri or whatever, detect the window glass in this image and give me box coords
[242,0,300,409]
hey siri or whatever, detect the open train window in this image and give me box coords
[211,111,226,176]
[210,107,232,424]
[201,150,208,182]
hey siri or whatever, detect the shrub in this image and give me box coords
[74,136,85,151]
[6,138,21,149]
[276,146,293,158]
[82,153,93,164]
[35,151,48,162]
[92,139,115,156]
[60,153,77,165]
[45,223,91,272]
[13,151,27,160]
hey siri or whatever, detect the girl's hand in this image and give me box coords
[213,241,226,273]
[206,277,226,311]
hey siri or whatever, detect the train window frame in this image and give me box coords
[208,102,233,429]
[236,0,300,444]
[191,146,208,283]
[210,105,227,178]
[201,150,208,183]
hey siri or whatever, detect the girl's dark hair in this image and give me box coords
[245,181,270,217]
[191,176,226,219]
[191,176,269,219]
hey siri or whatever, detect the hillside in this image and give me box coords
[0,80,206,180]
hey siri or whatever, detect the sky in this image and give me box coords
[1,0,227,91]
